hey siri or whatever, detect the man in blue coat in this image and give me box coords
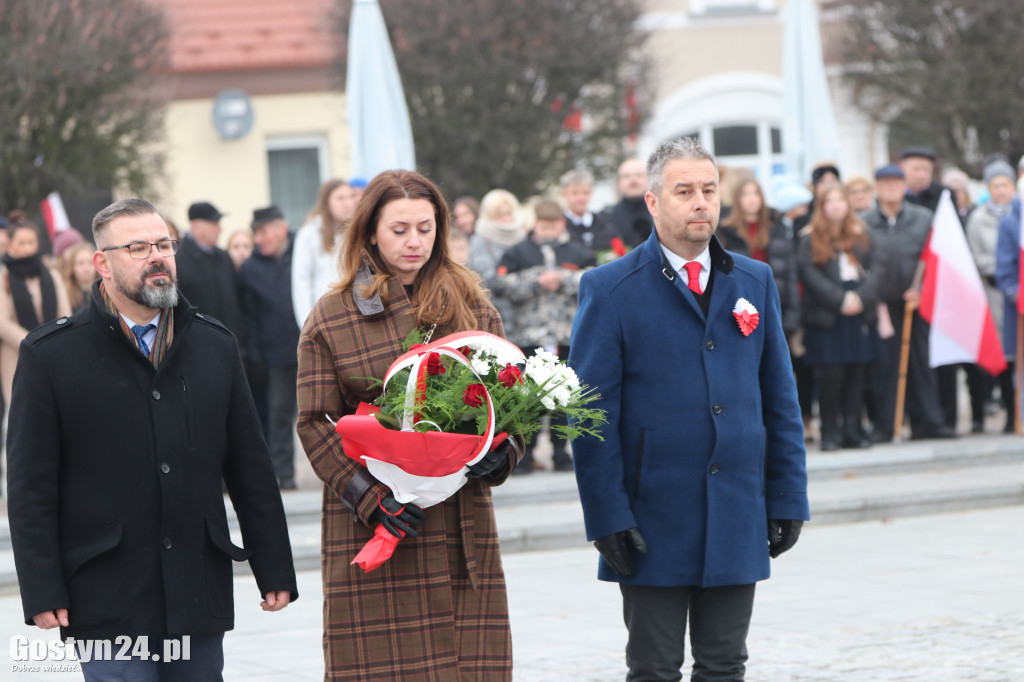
[995,195,1022,418]
[569,138,809,681]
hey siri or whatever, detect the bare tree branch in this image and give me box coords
[331,0,650,199]
[0,0,169,212]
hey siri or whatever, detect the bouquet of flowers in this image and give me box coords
[334,330,605,571]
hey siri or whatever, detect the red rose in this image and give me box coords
[458,346,472,358]
[462,383,486,408]
[498,363,522,388]
[410,344,427,351]
[426,352,446,375]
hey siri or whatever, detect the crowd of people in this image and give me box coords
[1,146,1023,489]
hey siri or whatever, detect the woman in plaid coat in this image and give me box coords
[297,170,521,681]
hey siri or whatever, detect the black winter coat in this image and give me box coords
[717,221,802,337]
[238,238,301,367]
[6,282,297,641]
[174,234,246,340]
[601,197,653,248]
[564,211,623,255]
[797,232,885,330]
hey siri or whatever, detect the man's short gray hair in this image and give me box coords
[92,198,159,245]
[560,169,594,189]
[646,137,718,194]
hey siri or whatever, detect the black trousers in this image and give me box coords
[935,363,959,428]
[79,633,224,681]
[872,304,945,437]
[620,583,756,682]
[815,363,867,442]
[267,364,298,482]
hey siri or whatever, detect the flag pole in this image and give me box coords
[1016,313,1022,435]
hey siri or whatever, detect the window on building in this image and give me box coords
[690,0,775,15]
[673,124,784,183]
[266,136,328,230]
[713,125,759,156]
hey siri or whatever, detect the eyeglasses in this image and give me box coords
[101,240,178,259]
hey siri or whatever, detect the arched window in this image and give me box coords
[640,73,786,185]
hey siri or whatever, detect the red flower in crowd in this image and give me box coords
[497,363,522,388]
[426,352,446,376]
[462,383,486,408]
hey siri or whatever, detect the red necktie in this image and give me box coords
[683,261,703,294]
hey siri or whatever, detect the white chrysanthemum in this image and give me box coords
[524,361,553,388]
[462,337,524,368]
[550,385,572,408]
[541,394,557,411]
[470,355,494,376]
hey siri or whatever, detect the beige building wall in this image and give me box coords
[638,0,886,182]
[157,91,349,245]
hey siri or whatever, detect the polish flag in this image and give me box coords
[39,192,72,239]
[918,190,1007,376]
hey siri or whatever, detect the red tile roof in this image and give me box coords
[165,0,337,73]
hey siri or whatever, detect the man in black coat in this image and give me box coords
[176,201,245,338]
[900,146,963,427]
[600,159,654,248]
[7,198,297,679]
[860,165,954,442]
[239,206,302,490]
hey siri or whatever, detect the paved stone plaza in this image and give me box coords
[2,505,1022,680]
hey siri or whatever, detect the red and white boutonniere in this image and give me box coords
[733,298,759,336]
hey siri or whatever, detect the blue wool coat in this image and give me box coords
[569,230,809,588]
[995,198,1021,360]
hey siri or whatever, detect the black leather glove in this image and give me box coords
[594,527,648,577]
[768,519,803,558]
[370,493,426,539]
[466,437,521,479]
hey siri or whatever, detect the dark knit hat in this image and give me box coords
[900,146,936,162]
[251,205,285,230]
[874,163,905,180]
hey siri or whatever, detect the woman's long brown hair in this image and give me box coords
[306,178,350,254]
[719,174,773,252]
[809,184,868,267]
[335,170,488,332]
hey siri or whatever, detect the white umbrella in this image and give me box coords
[346,0,416,178]
[781,0,839,183]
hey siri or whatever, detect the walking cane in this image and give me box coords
[893,298,917,441]
[894,263,928,440]
[1016,314,1022,435]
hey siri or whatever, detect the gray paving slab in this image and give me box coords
[1,506,1022,680]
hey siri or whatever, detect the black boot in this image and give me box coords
[820,420,841,452]
[842,420,871,449]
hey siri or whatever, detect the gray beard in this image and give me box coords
[113,265,179,310]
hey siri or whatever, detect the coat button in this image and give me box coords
[712,404,723,414]
[709,464,720,475]
[152,390,161,400]
[162,537,173,549]
[56,317,68,325]
[160,462,170,474]
[706,340,715,350]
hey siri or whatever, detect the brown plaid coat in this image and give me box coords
[297,277,515,681]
